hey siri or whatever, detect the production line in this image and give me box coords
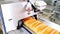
[0,0,60,34]
[22,16,59,34]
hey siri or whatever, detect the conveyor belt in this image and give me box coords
[22,17,59,34]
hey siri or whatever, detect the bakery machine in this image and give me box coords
[0,1,42,34]
[0,0,59,34]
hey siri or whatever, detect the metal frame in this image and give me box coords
[0,8,7,34]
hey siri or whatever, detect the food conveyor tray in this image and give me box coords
[38,17,60,32]
[22,25,34,34]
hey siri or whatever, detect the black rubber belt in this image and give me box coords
[22,25,32,34]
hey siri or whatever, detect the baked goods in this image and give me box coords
[23,17,59,34]
[44,27,52,34]
[24,17,36,27]
[30,21,42,29]
[50,29,59,34]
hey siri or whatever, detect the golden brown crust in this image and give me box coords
[23,17,59,34]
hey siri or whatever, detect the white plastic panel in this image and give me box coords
[1,2,37,32]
